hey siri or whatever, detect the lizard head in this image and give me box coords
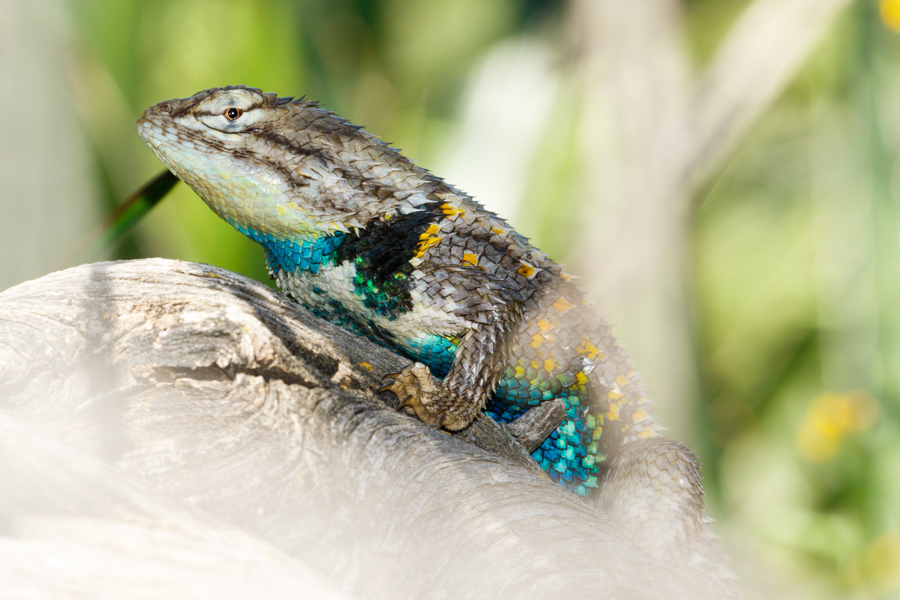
[138,86,443,244]
[137,85,328,239]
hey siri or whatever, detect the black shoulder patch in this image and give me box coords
[335,202,443,284]
[332,202,444,318]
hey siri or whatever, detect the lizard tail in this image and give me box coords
[592,372,741,597]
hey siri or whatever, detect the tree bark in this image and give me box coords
[0,259,726,599]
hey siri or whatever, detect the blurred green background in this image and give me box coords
[1,0,899,597]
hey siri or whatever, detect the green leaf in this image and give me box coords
[60,170,180,269]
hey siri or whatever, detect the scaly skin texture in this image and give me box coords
[137,86,733,583]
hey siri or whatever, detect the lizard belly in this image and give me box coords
[274,260,468,368]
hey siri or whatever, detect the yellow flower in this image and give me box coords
[796,390,879,462]
[881,0,900,33]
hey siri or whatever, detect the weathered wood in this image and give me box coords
[0,259,723,599]
[0,414,350,600]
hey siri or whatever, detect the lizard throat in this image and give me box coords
[228,220,345,275]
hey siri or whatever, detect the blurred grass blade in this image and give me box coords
[60,170,180,269]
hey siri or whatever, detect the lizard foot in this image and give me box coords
[380,362,472,431]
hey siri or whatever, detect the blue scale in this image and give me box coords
[230,221,346,275]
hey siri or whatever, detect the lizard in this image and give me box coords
[136,86,731,580]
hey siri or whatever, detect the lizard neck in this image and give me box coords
[228,219,346,275]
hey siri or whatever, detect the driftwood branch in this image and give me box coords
[0,259,724,600]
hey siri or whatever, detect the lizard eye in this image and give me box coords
[224,107,243,121]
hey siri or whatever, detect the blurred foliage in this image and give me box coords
[5,0,900,597]
[691,2,900,597]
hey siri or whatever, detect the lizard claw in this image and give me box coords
[377,371,401,393]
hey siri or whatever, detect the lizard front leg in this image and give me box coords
[384,289,525,432]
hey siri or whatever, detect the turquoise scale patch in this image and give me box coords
[487,368,605,496]
[351,266,409,319]
[229,221,345,274]
[402,334,457,378]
